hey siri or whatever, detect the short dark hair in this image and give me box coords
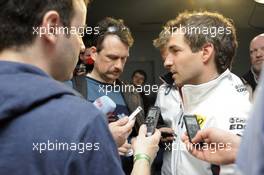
[0,0,89,52]
[132,69,147,82]
[154,11,238,74]
[93,17,134,52]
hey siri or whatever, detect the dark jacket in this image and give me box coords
[72,75,145,131]
[242,70,258,92]
[0,61,124,175]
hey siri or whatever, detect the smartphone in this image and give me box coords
[145,106,161,137]
[183,115,201,143]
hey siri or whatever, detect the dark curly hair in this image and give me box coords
[93,17,134,52]
[154,11,238,73]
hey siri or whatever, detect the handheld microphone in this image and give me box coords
[93,96,116,115]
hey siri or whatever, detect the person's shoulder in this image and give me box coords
[219,71,248,95]
[39,94,111,141]
[228,73,250,95]
[215,71,252,109]
[48,95,124,174]
[56,94,101,116]
[42,93,105,127]
[229,72,245,84]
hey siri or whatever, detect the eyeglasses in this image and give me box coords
[97,25,130,36]
[92,25,130,51]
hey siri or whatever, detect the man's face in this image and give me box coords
[163,31,203,87]
[250,36,264,74]
[56,0,86,80]
[132,72,145,86]
[93,35,129,83]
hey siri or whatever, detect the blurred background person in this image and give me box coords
[131,69,151,113]
[242,33,264,101]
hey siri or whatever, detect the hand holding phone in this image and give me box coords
[145,106,161,137]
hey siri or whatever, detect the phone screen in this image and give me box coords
[183,115,200,142]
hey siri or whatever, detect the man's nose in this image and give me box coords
[164,53,173,70]
[256,49,263,58]
[114,59,124,71]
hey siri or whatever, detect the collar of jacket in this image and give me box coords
[250,67,259,83]
[180,69,231,110]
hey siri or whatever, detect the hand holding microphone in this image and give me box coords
[93,96,136,147]
[93,96,116,115]
[109,116,135,147]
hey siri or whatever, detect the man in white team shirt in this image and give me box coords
[153,11,252,175]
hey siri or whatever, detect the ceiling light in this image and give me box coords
[254,0,264,4]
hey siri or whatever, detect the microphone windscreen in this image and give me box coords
[93,96,116,115]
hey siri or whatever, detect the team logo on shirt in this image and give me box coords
[229,117,247,130]
[235,84,247,93]
[195,114,206,128]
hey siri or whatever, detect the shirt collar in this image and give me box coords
[180,69,231,111]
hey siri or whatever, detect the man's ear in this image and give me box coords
[201,43,215,64]
[90,46,97,61]
[40,11,61,44]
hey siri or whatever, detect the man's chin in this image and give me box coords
[253,66,262,74]
[175,82,182,88]
[110,73,121,79]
